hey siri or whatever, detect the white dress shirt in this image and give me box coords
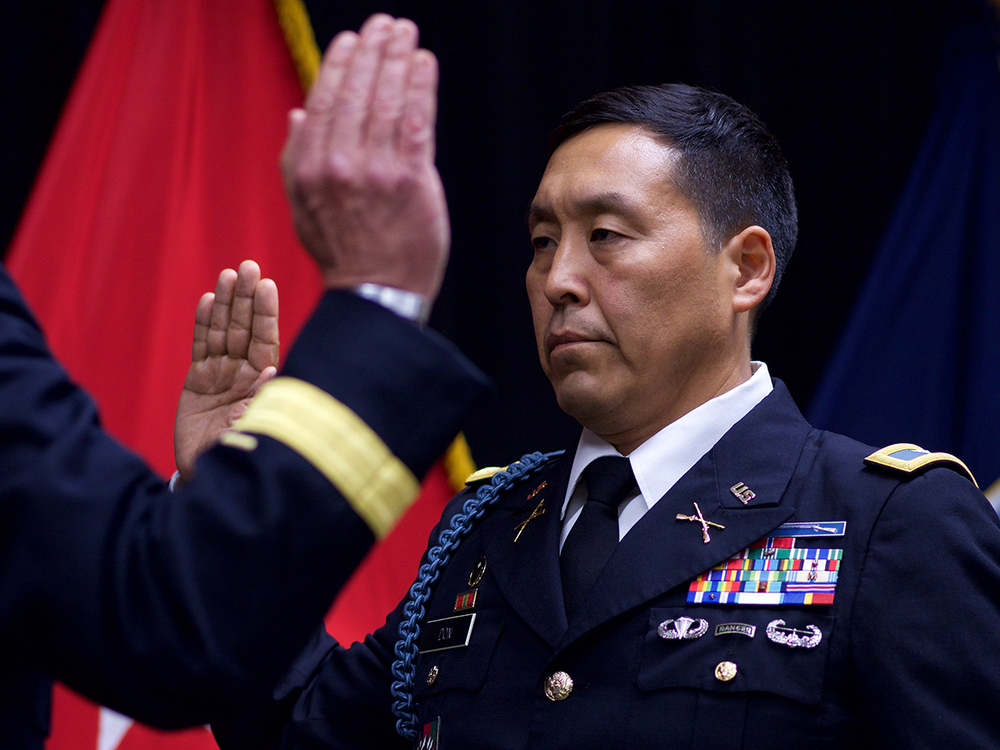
[559,363,774,551]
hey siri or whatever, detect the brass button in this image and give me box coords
[543,671,574,701]
[715,661,738,682]
[426,666,439,686]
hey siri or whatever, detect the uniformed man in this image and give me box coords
[212,14,1000,750]
[0,12,487,749]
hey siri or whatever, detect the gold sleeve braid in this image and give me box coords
[221,377,420,539]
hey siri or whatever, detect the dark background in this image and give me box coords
[2,0,994,466]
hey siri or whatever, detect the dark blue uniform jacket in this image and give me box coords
[0,266,489,749]
[218,380,1000,750]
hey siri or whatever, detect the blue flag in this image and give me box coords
[808,22,1000,500]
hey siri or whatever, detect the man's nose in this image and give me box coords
[544,240,589,307]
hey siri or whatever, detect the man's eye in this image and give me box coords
[590,228,618,242]
[532,236,554,251]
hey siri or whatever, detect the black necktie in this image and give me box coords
[561,456,637,617]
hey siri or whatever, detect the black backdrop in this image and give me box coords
[1,0,992,466]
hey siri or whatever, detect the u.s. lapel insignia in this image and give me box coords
[687,527,843,605]
[468,556,487,587]
[766,618,822,649]
[675,502,725,543]
[657,616,709,640]
[730,482,756,505]
[513,497,546,542]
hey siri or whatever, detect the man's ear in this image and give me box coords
[723,225,775,314]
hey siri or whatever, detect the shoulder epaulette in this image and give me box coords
[464,466,507,486]
[864,443,978,487]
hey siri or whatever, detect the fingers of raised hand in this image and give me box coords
[291,29,360,167]
[207,268,238,357]
[306,29,359,114]
[291,15,429,176]
[367,19,419,155]
[301,14,394,160]
[399,48,438,164]
[248,277,280,372]
[327,14,396,152]
[226,260,262,359]
[191,292,215,362]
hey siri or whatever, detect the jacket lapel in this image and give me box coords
[560,382,812,646]
[481,450,574,647]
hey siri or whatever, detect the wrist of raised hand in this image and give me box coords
[352,283,431,325]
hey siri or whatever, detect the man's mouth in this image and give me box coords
[546,330,600,355]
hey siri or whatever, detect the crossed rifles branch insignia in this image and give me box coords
[676,502,725,544]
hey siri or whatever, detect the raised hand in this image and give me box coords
[281,14,449,302]
[174,260,279,482]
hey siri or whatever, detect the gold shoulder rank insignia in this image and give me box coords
[864,443,978,487]
[465,466,506,485]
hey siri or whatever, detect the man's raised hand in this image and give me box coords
[174,260,279,483]
[281,14,449,303]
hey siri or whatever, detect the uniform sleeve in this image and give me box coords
[211,490,478,749]
[278,624,407,750]
[850,468,1000,747]
[211,594,413,750]
[0,268,489,728]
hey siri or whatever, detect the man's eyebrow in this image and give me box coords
[526,201,554,230]
[527,192,646,230]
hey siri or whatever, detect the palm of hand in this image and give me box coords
[174,262,279,482]
[175,354,275,477]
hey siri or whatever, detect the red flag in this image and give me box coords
[7,0,322,747]
[7,0,324,475]
[8,1,471,746]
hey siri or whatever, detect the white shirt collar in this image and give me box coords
[562,362,774,520]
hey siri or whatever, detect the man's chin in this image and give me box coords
[553,379,617,429]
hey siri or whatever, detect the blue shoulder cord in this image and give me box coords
[389,450,563,741]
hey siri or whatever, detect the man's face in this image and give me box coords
[526,123,740,452]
